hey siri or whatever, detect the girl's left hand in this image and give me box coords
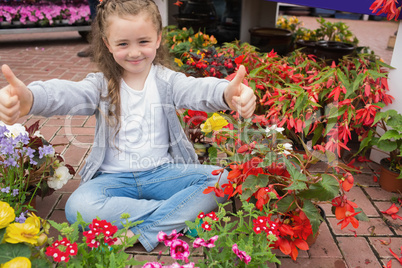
[224,65,256,118]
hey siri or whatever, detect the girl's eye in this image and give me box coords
[140,40,149,44]
[118,43,128,47]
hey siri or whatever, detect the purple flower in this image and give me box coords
[12,189,19,196]
[38,145,54,158]
[1,187,10,193]
[232,244,251,264]
[15,212,27,223]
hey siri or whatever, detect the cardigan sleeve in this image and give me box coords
[28,72,104,117]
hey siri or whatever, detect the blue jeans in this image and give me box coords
[65,163,228,252]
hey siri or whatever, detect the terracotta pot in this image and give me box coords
[379,158,402,193]
[306,205,325,246]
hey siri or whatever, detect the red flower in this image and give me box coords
[173,0,183,7]
[381,203,402,220]
[206,211,219,221]
[46,238,78,263]
[202,221,212,231]
[341,172,354,192]
[185,110,208,126]
[335,203,361,229]
[83,219,118,248]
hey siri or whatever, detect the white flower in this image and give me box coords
[1,123,28,138]
[265,124,285,135]
[47,165,73,190]
[283,143,293,151]
[33,130,44,139]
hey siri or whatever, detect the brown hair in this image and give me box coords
[91,0,169,137]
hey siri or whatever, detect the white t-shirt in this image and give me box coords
[99,65,173,172]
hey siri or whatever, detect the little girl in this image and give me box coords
[0,0,256,252]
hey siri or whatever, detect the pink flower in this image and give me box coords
[232,244,251,264]
[157,230,183,247]
[167,263,195,268]
[192,235,219,248]
[142,262,162,268]
[170,239,190,260]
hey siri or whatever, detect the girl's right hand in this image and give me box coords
[0,64,33,125]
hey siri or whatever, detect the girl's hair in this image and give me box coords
[91,0,169,137]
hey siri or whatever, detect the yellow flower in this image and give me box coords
[0,201,15,229]
[174,58,184,67]
[25,213,40,229]
[5,216,40,245]
[1,257,31,268]
[201,113,229,134]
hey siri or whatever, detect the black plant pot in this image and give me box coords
[174,0,218,31]
[315,41,355,63]
[249,27,293,55]
[296,40,355,64]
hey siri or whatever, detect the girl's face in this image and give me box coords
[104,13,161,82]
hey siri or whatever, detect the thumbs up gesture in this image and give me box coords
[0,64,33,125]
[224,65,256,118]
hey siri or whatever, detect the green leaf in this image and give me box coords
[298,174,339,201]
[379,130,401,141]
[0,228,5,243]
[354,207,369,222]
[376,140,398,152]
[302,200,322,235]
[276,196,297,213]
[0,243,31,264]
[31,258,52,268]
[241,174,269,200]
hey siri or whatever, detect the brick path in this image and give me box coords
[0,17,401,267]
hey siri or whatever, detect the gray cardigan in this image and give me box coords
[27,65,230,184]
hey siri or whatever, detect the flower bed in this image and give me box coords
[0,0,90,27]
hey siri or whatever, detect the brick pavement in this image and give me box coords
[0,17,401,267]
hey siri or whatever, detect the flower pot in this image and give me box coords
[174,0,218,32]
[295,39,317,55]
[315,41,355,64]
[305,205,326,246]
[379,158,402,193]
[249,27,293,55]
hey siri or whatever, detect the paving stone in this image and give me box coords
[38,125,61,141]
[308,222,342,258]
[72,135,95,145]
[46,117,86,127]
[368,237,402,259]
[355,173,381,187]
[55,193,71,210]
[62,144,90,167]
[347,186,380,217]
[83,115,97,127]
[337,237,382,268]
[35,193,61,219]
[278,258,347,268]
[327,217,393,236]
[365,186,402,201]
[55,179,80,194]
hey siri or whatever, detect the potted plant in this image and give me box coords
[199,114,367,261]
[357,109,402,192]
[0,120,75,218]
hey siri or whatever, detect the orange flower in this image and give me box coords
[381,203,402,220]
[335,203,361,229]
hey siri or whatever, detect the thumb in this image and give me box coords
[230,65,246,92]
[2,64,21,96]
